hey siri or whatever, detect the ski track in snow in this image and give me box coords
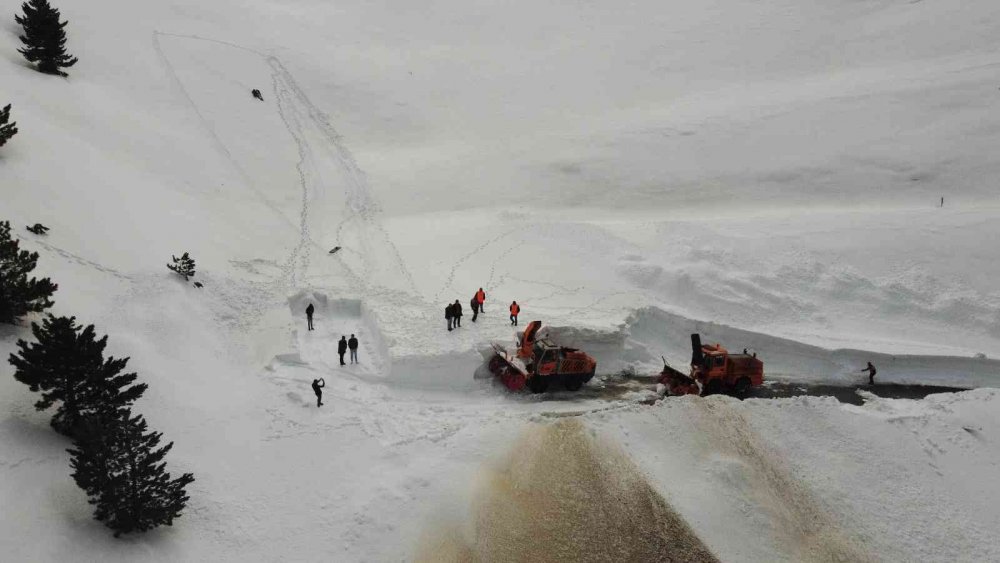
[154,31,416,301]
[23,238,132,281]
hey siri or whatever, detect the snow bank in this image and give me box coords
[624,306,1000,387]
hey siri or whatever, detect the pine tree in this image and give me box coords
[0,220,57,323]
[167,252,196,281]
[15,0,78,76]
[68,411,195,537]
[0,104,17,147]
[9,315,147,436]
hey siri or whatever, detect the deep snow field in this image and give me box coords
[3,0,1000,560]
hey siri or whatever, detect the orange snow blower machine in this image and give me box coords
[659,333,764,397]
[488,321,597,393]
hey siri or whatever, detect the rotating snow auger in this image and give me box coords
[487,321,597,393]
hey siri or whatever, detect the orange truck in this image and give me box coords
[659,333,764,397]
[488,321,598,393]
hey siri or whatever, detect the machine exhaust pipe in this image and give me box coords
[690,333,704,367]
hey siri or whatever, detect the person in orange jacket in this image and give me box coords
[509,301,520,326]
[476,288,486,312]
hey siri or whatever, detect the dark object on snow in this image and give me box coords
[338,336,347,365]
[16,0,79,76]
[445,303,455,331]
[509,301,519,326]
[251,88,263,101]
[26,223,49,235]
[470,297,479,322]
[0,104,17,147]
[348,334,358,364]
[311,378,325,406]
[68,411,194,537]
[329,246,341,254]
[861,362,877,385]
[167,252,196,281]
[452,300,462,328]
[1,220,57,323]
[192,281,203,288]
[306,303,314,331]
[9,315,146,437]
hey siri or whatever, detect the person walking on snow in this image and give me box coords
[509,301,520,326]
[453,300,463,328]
[476,288,486,312]
[861,362,877,385]
[470,296,480,322]
[306,303,315,331]
[348,334,359,364]
[311,378,325,407]
[446,303,455,331]
[338,336,348,366]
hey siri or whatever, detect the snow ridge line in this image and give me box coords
[694,399,874,562]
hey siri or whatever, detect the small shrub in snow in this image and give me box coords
[8,315,147,437]
[0,220,57,323]
[167,252,196,281]
[68,411,194,537]
[0,104,17,147]
[15,0,78,76]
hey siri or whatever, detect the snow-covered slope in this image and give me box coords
[3,0,1000,560]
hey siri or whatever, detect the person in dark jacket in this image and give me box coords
[348,334,359,364]
[306,303,315,331]
[470,296,480,322]
[338,336,348,365]
[509,301,520,326]
[453,300,463,328]
[861,362,877,385]
[446,303,455,331]
[311,378,325,407]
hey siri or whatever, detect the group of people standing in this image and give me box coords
[445,288,520,331]
[305,302,360,367]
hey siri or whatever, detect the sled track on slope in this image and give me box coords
[27,239,132,281]
[153,31,416,298]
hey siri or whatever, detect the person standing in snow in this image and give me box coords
[475,288,486,313]
[509,301,520,326]
[311,378,325,407]
[861,362,877,385]
[453,300,463,328]
[338,336,348,366]
[306,303,315,331]
[470,296,480,322]
[348,334,359,364]
[446,302,455,331]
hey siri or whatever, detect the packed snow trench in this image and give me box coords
[5,0,1000,560]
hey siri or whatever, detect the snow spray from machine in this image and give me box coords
[414,419,718,563]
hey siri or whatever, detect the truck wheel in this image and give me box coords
[733,377,752,398]
[527,376,549,394]
[702,380,722,396]
[564,378,583,391]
